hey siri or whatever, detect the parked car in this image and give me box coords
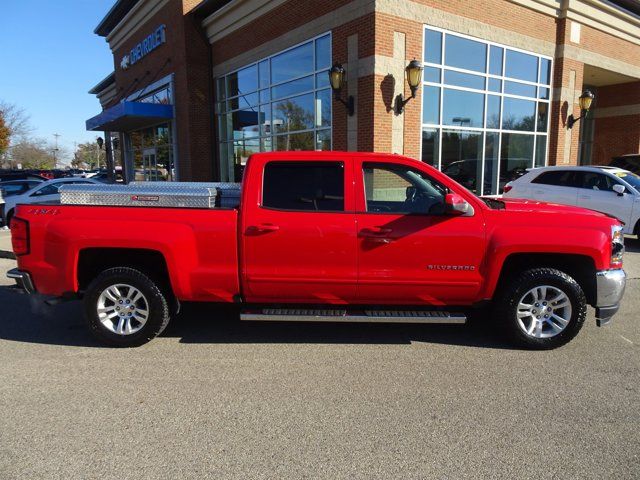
[503,165,640,235]
[0,179,44,197]
[610,154,640,175]
[2,177,100,225]
[0,172,47,182]
[7,152,625,350]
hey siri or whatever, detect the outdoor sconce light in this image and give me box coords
[567,89,595,129]
[329,63,354,116]
[96,137,104,149]
[395,60,423,114]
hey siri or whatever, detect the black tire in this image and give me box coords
[494,268,587,350]
[84,267,171,347]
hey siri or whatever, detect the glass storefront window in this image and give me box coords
[128,122,174,181]
[441,130,483,194]
[502,97,536,131]
[421,128,439,167]
[217,34,332,181]
[442,89,484,128]
[421,26,551,195]
[445,35,487,72]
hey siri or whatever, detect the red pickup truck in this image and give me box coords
[8,152,626,349]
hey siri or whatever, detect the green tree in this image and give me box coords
[73,141,106,170]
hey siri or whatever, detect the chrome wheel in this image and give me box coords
[516,285,572,339]
[97,283,149,336]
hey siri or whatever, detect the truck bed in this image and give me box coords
[14,203,240,302]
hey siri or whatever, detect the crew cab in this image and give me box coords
[7,152,626,349]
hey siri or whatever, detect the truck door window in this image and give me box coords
[262,161,344,211]
[363,163,447,214]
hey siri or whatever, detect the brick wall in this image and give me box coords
[107,0,214,181]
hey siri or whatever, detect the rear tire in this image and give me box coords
[84,267,171,347]
[494,268,587,349]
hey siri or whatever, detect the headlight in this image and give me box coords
[611,224,624,267]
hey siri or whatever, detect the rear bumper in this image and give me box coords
[595,269,626,326]
[6,268,36,294]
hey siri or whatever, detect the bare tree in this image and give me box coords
[0,100,33,142]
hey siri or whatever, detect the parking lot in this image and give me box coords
[0,230,638,479]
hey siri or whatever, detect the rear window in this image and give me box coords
[531,170,574,186]
[262,161,344,212]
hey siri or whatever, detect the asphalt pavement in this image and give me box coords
[0,230,638,479]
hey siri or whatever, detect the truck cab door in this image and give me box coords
[241,159,358,304]
[354,159,486,305]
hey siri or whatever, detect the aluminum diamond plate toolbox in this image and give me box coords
[130,181,242,208]
[59,183,218,209]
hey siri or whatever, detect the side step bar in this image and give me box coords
[240,309,466,324]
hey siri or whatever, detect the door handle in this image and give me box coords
[359,227,393,242]
[246,224,280,235]
[579,195,591,200]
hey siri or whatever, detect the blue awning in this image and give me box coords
[86,101,173,132]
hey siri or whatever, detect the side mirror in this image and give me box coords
[613,184,625,196]
[445,193,471,215]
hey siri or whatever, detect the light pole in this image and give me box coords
[52,133,61,168]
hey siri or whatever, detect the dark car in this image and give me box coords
[610,154,640,174]
[0,171,47,182]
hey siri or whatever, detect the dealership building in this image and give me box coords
[87,0,640,194]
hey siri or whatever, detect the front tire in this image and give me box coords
[495,268,587,349]
[84,267,171,347]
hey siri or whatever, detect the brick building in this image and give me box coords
[87,0,640,193]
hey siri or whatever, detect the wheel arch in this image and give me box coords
[494,253,597,306]
[77,248,173,297]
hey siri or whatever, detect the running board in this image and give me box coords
[240,309,466,324]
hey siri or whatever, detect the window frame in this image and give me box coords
[420,25,553,196]
[216,33,333,182]
[260,160,346,213]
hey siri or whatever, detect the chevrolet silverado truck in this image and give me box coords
[7,152,626,349]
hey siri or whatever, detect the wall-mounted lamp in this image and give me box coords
[395,60,423,114]
[567,89,595,129]
[328,63,354,116]
[96,136,104,149]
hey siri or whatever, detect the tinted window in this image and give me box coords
[32,184,61,196]
[263,162,344,211]
[531,170,575,186]
[574,172,616,191]
[612,171,640,190]
[363,163,447,215]
[505,50,538,82]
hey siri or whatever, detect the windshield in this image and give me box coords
[613,171,640,190]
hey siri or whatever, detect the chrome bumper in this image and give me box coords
[595,269,626,326]
[6,268,36,294]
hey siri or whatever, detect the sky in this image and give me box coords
[0,0,116,159]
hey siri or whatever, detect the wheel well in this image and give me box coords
[77,248,172,294]
[497,253,597,305]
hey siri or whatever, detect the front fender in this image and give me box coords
[480,226,609,300]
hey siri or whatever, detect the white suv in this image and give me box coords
[503,166,640,235]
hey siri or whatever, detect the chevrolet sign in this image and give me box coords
[120,24,166,70]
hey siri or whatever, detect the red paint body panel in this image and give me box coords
[15,205,239,301]
[14,151,620,308]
